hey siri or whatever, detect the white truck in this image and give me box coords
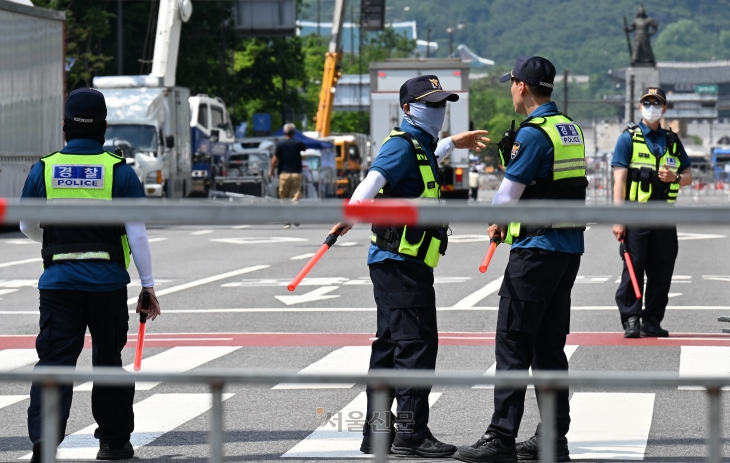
[189,95,235,196]
[0,1,65,198]
[92,0,209,198]
[369,59,472,199]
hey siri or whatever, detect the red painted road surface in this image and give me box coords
[1,332,730,349]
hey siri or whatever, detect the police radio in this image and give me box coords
[497,120,517,167]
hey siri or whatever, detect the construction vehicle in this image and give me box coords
[312,0,364,197]
[0,1,65,198]
[369,59,472,199]
[94,0,195,197]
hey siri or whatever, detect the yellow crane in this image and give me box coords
[313,0,346,138]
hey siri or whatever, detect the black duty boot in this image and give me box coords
[360,429,395,454]
[453,432,517,463]
[29,441,42,463]
[97,441,134,460]
[516,434,570,461]
[391,433,457,458]
[641,317,669,337]
[623,316,640,338]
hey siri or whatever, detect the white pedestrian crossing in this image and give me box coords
[473,345,578,389]
[0,395,28,410]
[74,346,240,391]
[19,393,234,460]
[273,346,371,389]
[0,349,38,372]
[281,391,442,459]
[678,346,730,391]
[567,392,655,460]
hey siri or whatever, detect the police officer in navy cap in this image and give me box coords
[454,56,587,463]
[330,75,489,457]
[20,88,160,461]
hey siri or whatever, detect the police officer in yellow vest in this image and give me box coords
[330,75,488,458]
[612,87,692,338]
[20,88,160,461]
[455,56,586,463]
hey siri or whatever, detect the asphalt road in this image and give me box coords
[1,216,730,462]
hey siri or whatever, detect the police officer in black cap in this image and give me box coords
[454,56,587,463]
[331,75,488,458]
[20,88,160,461]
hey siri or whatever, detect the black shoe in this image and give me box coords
[391,433,457,458]
[453,432,517,463]
[360,431,395,454]
[623,316,640,338]
[516,435,570,461]
[641,317,669,337]
[97,441,134,460]
[29,441,42,463]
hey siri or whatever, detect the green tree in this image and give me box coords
[654,19,713,61]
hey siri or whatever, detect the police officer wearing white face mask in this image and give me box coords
[330,75,489,458]
[612,87,692,338]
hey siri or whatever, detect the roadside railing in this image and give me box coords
[3,368,726,463]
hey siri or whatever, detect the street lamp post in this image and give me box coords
[446,24,466,58]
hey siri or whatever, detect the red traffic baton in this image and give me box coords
[479,236,501,273]
[620,240,642,299]
[288,228,343,292]
[133,292,151,371]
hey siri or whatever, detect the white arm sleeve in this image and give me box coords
[349,171,388,203]
[125,222,154,287]
[492,178,527,205]
[20,221,43,243]
[435,137,455,160]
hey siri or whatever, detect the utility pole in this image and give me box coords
[350,6,354,64]
[317,0,321,36]
[563,70,569,117]
[629,74,636,123]
[426,24,432,58]
[117,0,123,74]
[447,27,454,57]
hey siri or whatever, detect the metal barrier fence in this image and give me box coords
[3,368,725,463]
[4,198,730,226]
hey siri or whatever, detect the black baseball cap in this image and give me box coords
[499,56,556,89]
[399,75,459,107]
[640,87,667,104]
[64,88,107,124]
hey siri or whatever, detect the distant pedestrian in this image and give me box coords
[269,123,306,227]
[612,87,693,338]
[469,167,479,200]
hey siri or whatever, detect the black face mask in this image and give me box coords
[63,118,106,146]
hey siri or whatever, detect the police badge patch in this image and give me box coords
[510,142,521,160]
[665,157,677,168]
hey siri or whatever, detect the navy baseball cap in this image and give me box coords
[499,56,556,89]
[64,88,107,123]
[400,75,459,107]
[640,87,667,104]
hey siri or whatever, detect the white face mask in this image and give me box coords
[641,105,663,124]
[404,102,446,141]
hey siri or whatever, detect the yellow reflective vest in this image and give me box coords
[371,129,447,268]
[40,151,130,269]
[624,127,681,203]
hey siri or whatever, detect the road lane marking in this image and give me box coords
[231,225,250,229]
[473,345,578,389]
[273,346,371,389]
[677,232,725,241]
[451,277,503,309]
[190,230,214,235]
[448,234,490,243]
[74,346,240,391]
[21,393,234,460]
[281,391,441,458]
[126,265,269,305]
[336,242,358,247]
[147,237,167,243]
[291,253,316,260]
[0,349,38,371]
[567,392,655,460]
[0,395,28,410]
[211,237,307,245]
[275,286,340,305]
[0,258,42,269]
[679,346,730,390]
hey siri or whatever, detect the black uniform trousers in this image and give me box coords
[487,248,581,443]
[615,226,678,323]
[28,288,134,445]
[365,259,438,441]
